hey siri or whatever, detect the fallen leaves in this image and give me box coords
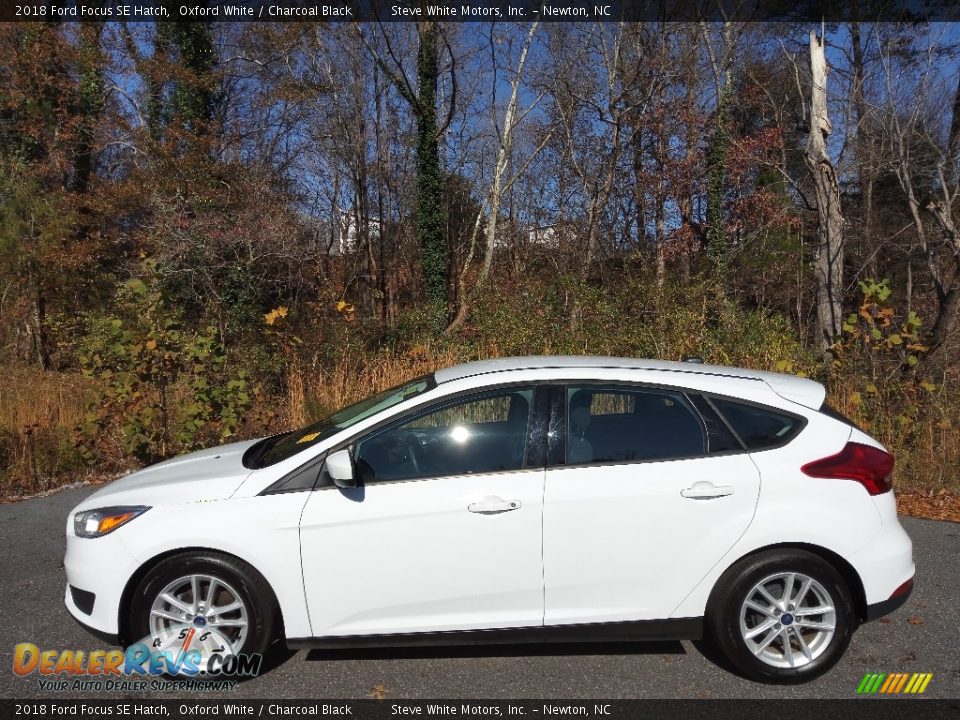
[907,617,925,626]
[369,684,389,700]
[896,491,960,523]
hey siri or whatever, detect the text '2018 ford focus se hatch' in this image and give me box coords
[65,356,914,683]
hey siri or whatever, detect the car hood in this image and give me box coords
[77,439,260,509]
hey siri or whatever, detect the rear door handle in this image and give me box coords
[467,496,521,514]
[681,482,734,499]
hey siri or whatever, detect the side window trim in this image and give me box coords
[525,385,551,469]
[259,452,329,496]
[702,394,748,449]
[546,384,566,467]
[686,392,746,454]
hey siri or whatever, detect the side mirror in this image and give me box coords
[325,449,357,489]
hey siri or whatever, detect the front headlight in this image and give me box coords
[73,506,150,538]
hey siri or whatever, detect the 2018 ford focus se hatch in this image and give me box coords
[65,356,914,682]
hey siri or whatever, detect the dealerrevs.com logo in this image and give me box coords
[13,630,261,692]
[857,672,934,695]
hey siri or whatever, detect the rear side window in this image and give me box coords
[566,386,706,464]
[710,398,803,451]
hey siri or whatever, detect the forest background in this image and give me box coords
[2,12,959,519]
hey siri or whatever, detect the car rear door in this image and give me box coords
[542,383,761,625]
[299,385,548,638]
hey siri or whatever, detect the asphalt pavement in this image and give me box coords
[1,486,957,700]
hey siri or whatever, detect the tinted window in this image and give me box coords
[565,386,706,464]
[711,398,802,450]
[354,388,534,482]
[688,394,743,453]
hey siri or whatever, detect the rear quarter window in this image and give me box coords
[710,397,804,451]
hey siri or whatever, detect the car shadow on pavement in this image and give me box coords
[304,640,686,662]
[690,638,752,680]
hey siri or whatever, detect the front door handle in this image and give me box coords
[680,482,735,499]
[467,496,521,514]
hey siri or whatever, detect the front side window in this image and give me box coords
[566,386,707,465]
[354,388,535,482]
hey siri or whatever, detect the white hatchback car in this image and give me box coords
[65,356,914,683]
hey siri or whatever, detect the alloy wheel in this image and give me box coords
[738,571,837,669]
[148,574,249,661]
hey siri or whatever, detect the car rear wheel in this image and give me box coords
[128,551,277,675]
[707,549,856,683]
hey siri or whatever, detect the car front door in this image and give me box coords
[542,384,761,625]
[299,385,547,638]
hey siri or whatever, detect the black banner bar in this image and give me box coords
[2,0,960,23]
[2,700,960,720]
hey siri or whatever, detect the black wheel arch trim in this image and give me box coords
[117,546,283,647]
[708,542,869,623]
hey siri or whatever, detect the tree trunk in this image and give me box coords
[805,31,845,352]
[705,21,733,283]
[445,22,541,335]
[414,22,449,310]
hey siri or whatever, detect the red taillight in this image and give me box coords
[890,577,914,599]
[801,442,894,495]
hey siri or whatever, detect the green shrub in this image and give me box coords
[77,265,252,466]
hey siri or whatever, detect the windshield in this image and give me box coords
[244,374,435,469]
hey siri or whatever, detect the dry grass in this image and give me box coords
[0,368,89,431]
[0,369,93,497]
[828,380,960,494]
[287,345,471,428]
[3,347,958,508]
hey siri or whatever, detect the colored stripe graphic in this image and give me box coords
[857,672,933,694]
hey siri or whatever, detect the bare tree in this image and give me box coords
[545,23,658,328]
[445,21,548,334]
[805,29,844,352]
[879,27,960,362]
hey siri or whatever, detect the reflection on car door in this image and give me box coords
[543,384,761,625]
[299,386,547,637]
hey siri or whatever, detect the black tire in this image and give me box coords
[706,549,856,684]
[128,551,278,673]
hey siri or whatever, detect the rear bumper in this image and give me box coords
[865,577,914,621]
[847,491,915,608]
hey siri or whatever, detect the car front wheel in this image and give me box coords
[128,551,277,675]
[707,549,856,683]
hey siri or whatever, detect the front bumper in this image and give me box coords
[63,526,141,638]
